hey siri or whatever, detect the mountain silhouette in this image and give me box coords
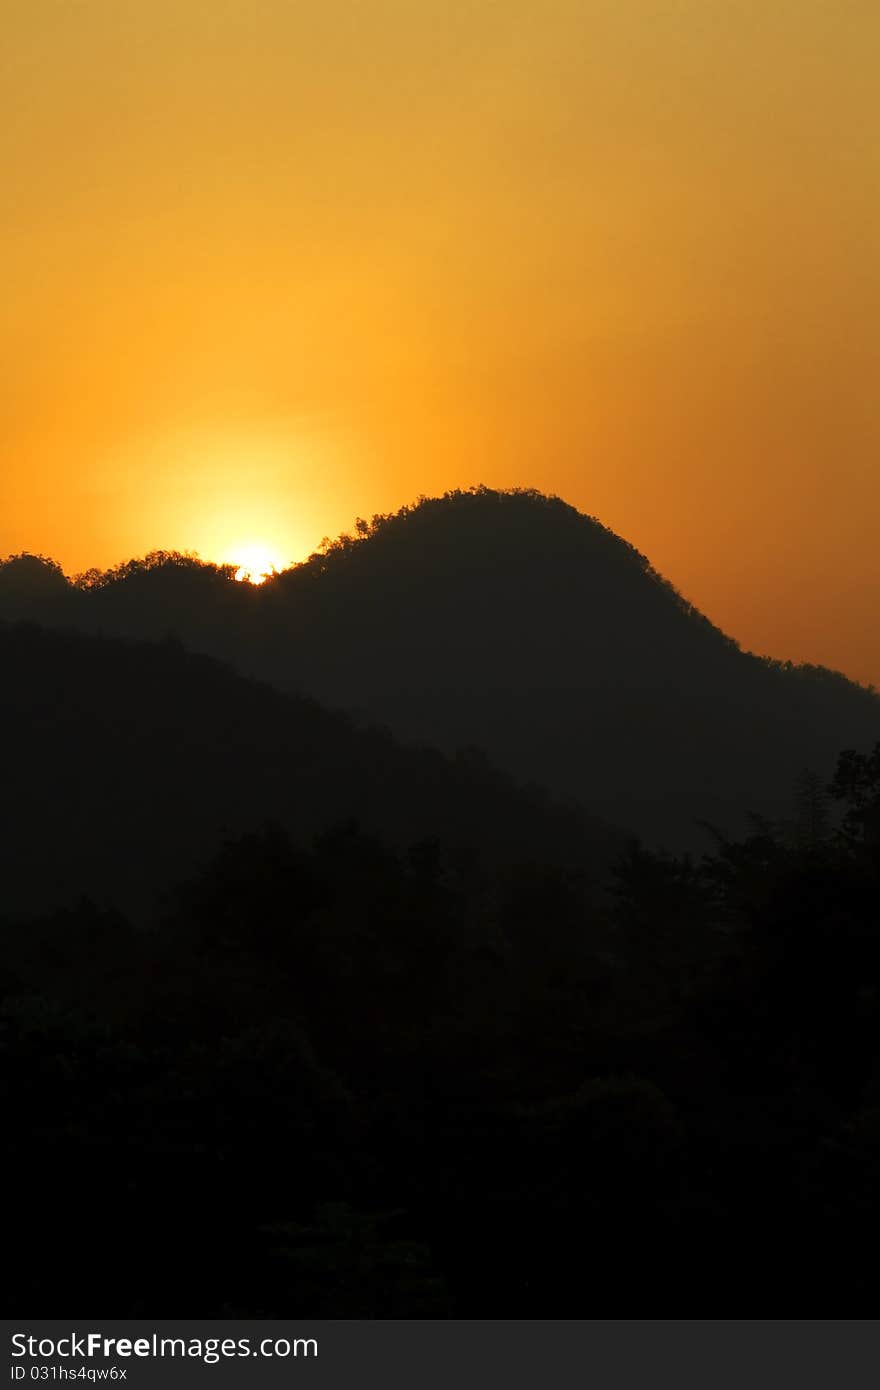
[3,486,878,845]
[5,489,873,839]
[0,618,619,918]
[4,496,880,1316]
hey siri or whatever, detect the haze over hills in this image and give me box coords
[0,620,618,918]
[3,487,878,846]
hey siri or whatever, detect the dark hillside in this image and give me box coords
[4,488,878,846]
[0,620,619,918]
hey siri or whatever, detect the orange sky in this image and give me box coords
[2,2,878,684]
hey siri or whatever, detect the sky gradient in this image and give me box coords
[3,2,878,683]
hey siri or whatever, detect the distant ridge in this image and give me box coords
[0,618,619,917]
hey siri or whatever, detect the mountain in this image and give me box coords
[4,505,880,1317]
[0,619,619,918]
[3,487,878,845]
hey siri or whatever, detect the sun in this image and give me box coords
[231,542,285,585]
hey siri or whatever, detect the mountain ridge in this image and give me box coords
[0,616,620,918]
[3,486,878,846]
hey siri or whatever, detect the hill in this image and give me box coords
[4,617,880,1314]
[3,487,878,845]
[0,618,619,918]
[4,507,880,1315]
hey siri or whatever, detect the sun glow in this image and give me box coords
[231,542,285,585]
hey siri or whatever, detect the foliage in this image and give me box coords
[3,734,880,1313]
[73,549,236,589]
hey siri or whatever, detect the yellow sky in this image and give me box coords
[2,1,878,682]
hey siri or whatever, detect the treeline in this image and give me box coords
[4,744,880,1314]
